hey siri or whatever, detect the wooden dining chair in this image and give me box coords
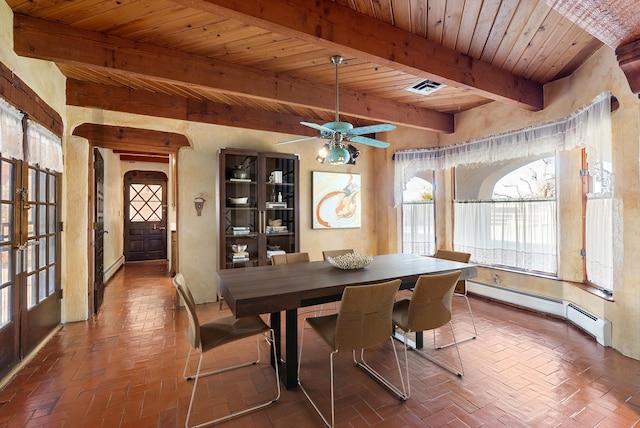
[298,279,406,427]
[173,273,280,427]
[321,249,354,260]
[392,270,464,397]
[434,249,476,346]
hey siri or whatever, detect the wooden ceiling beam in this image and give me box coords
[616,39,640,96]
[73,123,190,154]
[67,79,330,137]
[174,0,543,111]
[119,154,170,164]
[14,14,453,133]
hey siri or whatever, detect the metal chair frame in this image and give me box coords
[393,271,464,397]
[434,250,477,347]
[174,274,280,427]
[298,280,407,427]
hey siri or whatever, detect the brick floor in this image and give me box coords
[1,261,639,427]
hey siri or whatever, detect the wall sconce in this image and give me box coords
[194,197,205,216]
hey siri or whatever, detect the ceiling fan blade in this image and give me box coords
[275,136,321,145]
[348,123,396,136]
[301,121,337,135]
[349,135,390,148]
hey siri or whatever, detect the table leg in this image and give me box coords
[269,310,299,389]
[284,309,298,389]
[392,330,424,349]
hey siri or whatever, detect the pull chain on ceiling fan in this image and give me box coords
[277,55,395,164]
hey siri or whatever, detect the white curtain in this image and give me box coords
[585,196,612,289]
[26,119,63,172]
[0,98,24,160]
[402,202,435,255]
[454,200,557,274]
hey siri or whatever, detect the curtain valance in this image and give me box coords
[26,119,63,172]
[0,98,24,161]
[0,98,63,172]
[394,92,611,206]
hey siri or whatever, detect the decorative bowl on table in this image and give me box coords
[327,253,373,270]
[228,197,248,204]
[231,244,247,253]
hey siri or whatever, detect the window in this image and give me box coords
[454,156,557,274]
[401,174,435,256]
[584,155,613,292]
[129,183,163,222]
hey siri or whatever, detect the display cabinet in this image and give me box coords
[219,148,299,269]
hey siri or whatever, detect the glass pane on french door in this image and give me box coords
[0,158,15,326]
[0,157,17,377]
[25,166,59,309]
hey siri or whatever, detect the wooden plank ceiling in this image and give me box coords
[8,0,639,152]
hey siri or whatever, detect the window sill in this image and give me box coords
[569,281,614,302]
[479,265,614,302]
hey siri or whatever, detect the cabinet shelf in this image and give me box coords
[219,148,299,269]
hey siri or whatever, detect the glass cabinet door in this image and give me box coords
[221,150,259,268]
[262,155,298,258]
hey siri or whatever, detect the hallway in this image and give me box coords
[1,261,640,427]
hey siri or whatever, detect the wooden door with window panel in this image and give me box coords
[124,171,168,261]
[0,157,61,379]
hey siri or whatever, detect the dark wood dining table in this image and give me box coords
[216,253,477,389]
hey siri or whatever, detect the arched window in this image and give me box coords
[493,158,555,199]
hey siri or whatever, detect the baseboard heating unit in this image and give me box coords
[467,281,565,317]
[565,302,612,346]
[467,281,612,347]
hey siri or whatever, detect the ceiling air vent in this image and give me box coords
[405,79,445,95]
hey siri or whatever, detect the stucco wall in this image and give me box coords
[99,148,124,276]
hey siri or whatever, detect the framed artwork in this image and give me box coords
[312,171,361,229]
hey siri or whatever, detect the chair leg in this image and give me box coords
[184,334,263,380]
[463,293,478,337]
[401,333,411,398]
[406,323,464,378]
[353,338,407,401]
[297,324,334,427]
[435,293,477,349]
[184,330,280,428]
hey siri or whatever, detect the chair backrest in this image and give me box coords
[322,249,354,260]
[407,270,461,332]
[434,249,471,263]
[334,279,401,351]
[434,250,470,294]
[173,273,201,349]
[271,252,310,265]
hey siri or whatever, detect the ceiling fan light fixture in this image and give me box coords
[317,143,359,164]
[325,145,350,165]
[316,144,330,163]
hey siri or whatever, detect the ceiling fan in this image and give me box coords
[277,55,395,164]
